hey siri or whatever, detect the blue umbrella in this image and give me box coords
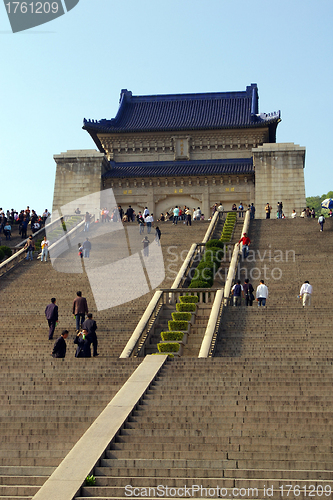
[321,198,333,209]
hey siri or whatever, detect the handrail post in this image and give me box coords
[198,289,224,358]
[119,291,163,358]
[224,210,251,304]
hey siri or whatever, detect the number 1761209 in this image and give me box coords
[5,2,60,14]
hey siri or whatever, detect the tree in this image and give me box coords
[306,191,333,216]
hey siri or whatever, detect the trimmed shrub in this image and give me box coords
[193,269,214,285]
[0,249,5,261]
[204,248,223,264]
[205,239,224,249]
[179,295,199,304]
[168,320,188,331]
[176,303,196,313]
[171,312,192,321]
[0,246,12,258]
[188,279,211,289]
[157,342,180,353]
[161,331,184,341]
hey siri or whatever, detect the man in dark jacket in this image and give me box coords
[52,330,69,358]
[74,330,92,358]
[82,313,99,357]
[45,297,58,340]
[72,291,88,332]
[125,205,134,222]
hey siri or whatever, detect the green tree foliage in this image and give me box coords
[306,191,333,216]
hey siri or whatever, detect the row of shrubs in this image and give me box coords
[0,246,12,261]
[47,216,82,242]
[220,212,237,243]
[188,239,224,289]
[156,295,199,355]
[187,212,237,289]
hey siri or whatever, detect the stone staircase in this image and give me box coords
[74,218,333,499]
[0,221,209,499]
[144,218,243,357]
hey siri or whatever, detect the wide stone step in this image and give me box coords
[106,449,333,461]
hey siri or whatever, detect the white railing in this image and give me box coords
[0,215,85,277]
[224,209,250,303]
[198,288,224,358]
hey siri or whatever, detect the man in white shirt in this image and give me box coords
[145,214,154,234]
[256,280,269,307]
[299,280,313,307]
[41,236,50,262]
[173,207,180,225]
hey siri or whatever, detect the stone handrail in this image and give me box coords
[224,209,250,303]
[120,288,220,358]
[0,245,26,277]
[170,243,203,290]
[47,218,86,256]
[119,291,164,359]
[0,214,86,278]
[198,288,224,358]
[202,210,220,244]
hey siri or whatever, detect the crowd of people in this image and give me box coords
[46,291,99,359]
[0,206,50,242]
[231,278,313,308]
[264,202,324,220]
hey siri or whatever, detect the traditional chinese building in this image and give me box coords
[53,84,306,218]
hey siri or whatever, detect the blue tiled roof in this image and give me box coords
[102,158,253,179]
[83,84,280,138]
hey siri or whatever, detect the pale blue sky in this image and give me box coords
[1,0,332,214]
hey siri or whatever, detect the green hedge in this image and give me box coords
[179,295,199,304]
[0,246,12,258]
[204,248,223,264]
[161,331,184,341]
[157,342,180,353]
[188,279,211,289]
[176,303,196,312]
[197,260,215,271]
[205,239,225,249]
[0,249,4,261]
[171,312,192,321]
[168,320,188,331]
[219,213,237,244]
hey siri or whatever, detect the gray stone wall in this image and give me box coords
[253,143,306,219]
[53,150,108,214]
[99,129,269,163]
[105,173,255,219]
